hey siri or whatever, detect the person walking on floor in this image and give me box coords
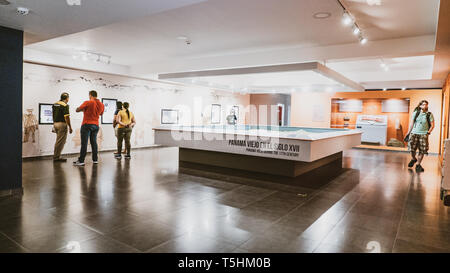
[73,90,105,166]
[405,100,435,172]
[113,101,126,156]
[115,102,136,160]
[52,92,73,162]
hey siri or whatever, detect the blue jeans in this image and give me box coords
[78,124,99,163]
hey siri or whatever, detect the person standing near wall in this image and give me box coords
[405,100,435,172]
[115,102,136,159]
[73,90,104,166]
[113,101,126,156]
[226,108,237,125]
[52,92,73,162]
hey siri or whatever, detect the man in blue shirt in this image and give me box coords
[406,100,435,172]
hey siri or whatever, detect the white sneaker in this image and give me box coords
[93,161,98,164]
[73,161,85,166]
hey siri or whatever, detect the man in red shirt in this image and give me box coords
[73,90,104,166]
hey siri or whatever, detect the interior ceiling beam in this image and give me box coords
[158,61,365,92]
[158,62,318,79]
[315,62,365,91]
[361,79,444,90]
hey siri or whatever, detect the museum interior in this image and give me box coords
[0,0,449,254]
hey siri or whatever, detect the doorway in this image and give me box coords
[277,103,285,126]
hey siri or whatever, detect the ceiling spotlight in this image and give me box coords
[352,25,360,35]
[359,36,368,44]
[342,11,353,25]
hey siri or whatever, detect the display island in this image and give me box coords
[153,125,362,185]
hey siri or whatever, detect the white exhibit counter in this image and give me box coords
[153,125,362,163]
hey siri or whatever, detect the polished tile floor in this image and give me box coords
[1,147,449,253]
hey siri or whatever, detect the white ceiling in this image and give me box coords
[0,0,207,43]
[0,0,443,91]
[26,0,440,65]
[328,55,435,82]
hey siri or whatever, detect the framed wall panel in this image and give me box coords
[211,104,221,124]
[381,99,409,113]
[101,98,117,124]
[161,109,179,124]
[38,103,53,125]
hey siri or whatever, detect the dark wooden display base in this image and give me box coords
[179,148,344,189]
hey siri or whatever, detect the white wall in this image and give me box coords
[22,63,249,158]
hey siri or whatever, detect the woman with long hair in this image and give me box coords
[113,101,126,155]
[115,102,136,159]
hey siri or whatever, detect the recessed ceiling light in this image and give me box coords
[383,88,387,91]
[402,87,406,90]
[313,12,332,19]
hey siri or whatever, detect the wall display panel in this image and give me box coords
[381,99,409,113]
[312,104,325,122]
[331,98,410,147]
[39,103,53,124]
[161,109,179,124]
[211,104,221,124]
[338,99,363,112]
[101,98,117,124]
[22,62,249,158]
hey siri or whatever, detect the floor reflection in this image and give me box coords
[0,147,447,253]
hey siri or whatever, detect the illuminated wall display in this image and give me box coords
[39,103,53,125]
[381,99,409,113]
